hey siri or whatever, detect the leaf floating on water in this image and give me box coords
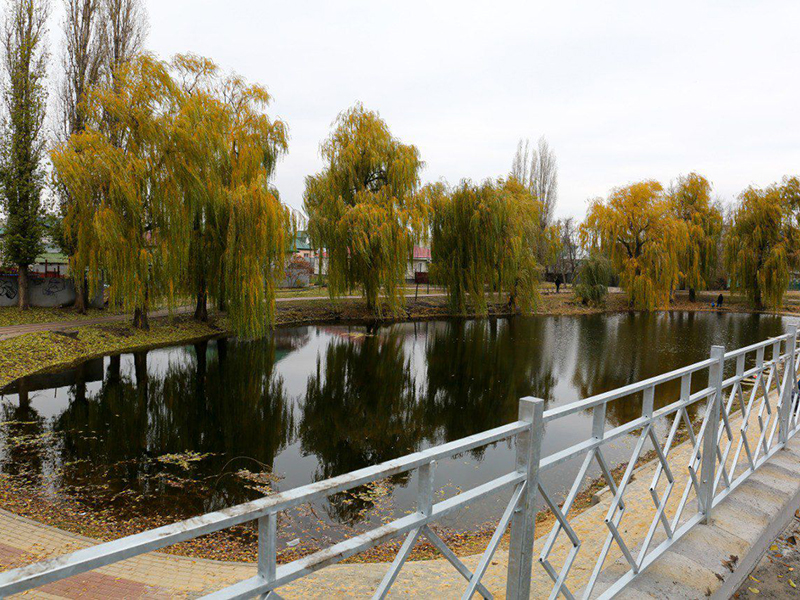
[156,452,215,470]
[235,469,282,495]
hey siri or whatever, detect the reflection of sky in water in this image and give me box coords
[0,312,790,547]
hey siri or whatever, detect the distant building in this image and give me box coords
[0,224,70,277]
[407,246,431,282]
[0,223,99,307]
[291,231,315,260]
[287,231,432,284]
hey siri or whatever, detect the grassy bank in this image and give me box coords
[0,317,226,390]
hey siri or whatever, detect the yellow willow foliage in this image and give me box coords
[725,182,799,310]
[167,54,290,335]
[52,55,180,320]
[52,53,291,336]
[224,179,287,337]
[668,173,722,294]
[581,180,687,310]
[303,103,425,313]
[429,178,544,315]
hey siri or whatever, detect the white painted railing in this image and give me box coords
[0,326,798,599]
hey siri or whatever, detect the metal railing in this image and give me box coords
[1,326,799,599]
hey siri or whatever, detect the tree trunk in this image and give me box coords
[194,277,208,322]
[109,354,121,383]
[17,265,29,310]
[133,307,149,330]
[133,283,150,330]
[75,363,87,404]
[18,378,29,410]
[689,287,696,303]
[754,286,763,311]
[74,276,87,314]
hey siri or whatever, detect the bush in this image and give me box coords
[285,256,315,288]
[575,255,613,306]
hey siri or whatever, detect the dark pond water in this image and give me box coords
[0,311,790,549]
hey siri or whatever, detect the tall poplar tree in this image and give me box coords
[54,0,146,314]
[99,0,146,80]
[55,0,103,313]
[0,0,50,310]
[303,104,426,313]
[511,136,558,230]
[59,0,102,138]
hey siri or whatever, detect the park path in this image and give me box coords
[2,402,792,598]
[0,293,453,342]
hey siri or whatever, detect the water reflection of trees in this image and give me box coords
[0,379,46,483]
[299,332,419,523]
[571,312,788,428]
[51,336,295,519]
[421,318,557,445]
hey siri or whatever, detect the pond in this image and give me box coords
[0,311,790,552]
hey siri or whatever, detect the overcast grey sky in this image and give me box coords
[56,0,800,218]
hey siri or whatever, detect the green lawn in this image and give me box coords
[0,307,111,328]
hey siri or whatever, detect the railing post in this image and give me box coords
[779,325,798,445]
[418,460,436,516]
[506,397,544,600]
[258,512,277,592]
[700,345,725,524]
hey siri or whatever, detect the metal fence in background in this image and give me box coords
[0,326,798,599]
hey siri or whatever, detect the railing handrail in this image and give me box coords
[543,358,717,422]
[543,332,794,424]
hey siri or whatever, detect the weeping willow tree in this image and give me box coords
[429,178,545,315]
[725,180,800,310]
[52,53,291,336]
[303,103,425,313]
[52,55,178,329]
[169,54,290,336]
[668,173,723,301]
[581,180,687,310]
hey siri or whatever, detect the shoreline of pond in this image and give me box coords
[3,289,799,391]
